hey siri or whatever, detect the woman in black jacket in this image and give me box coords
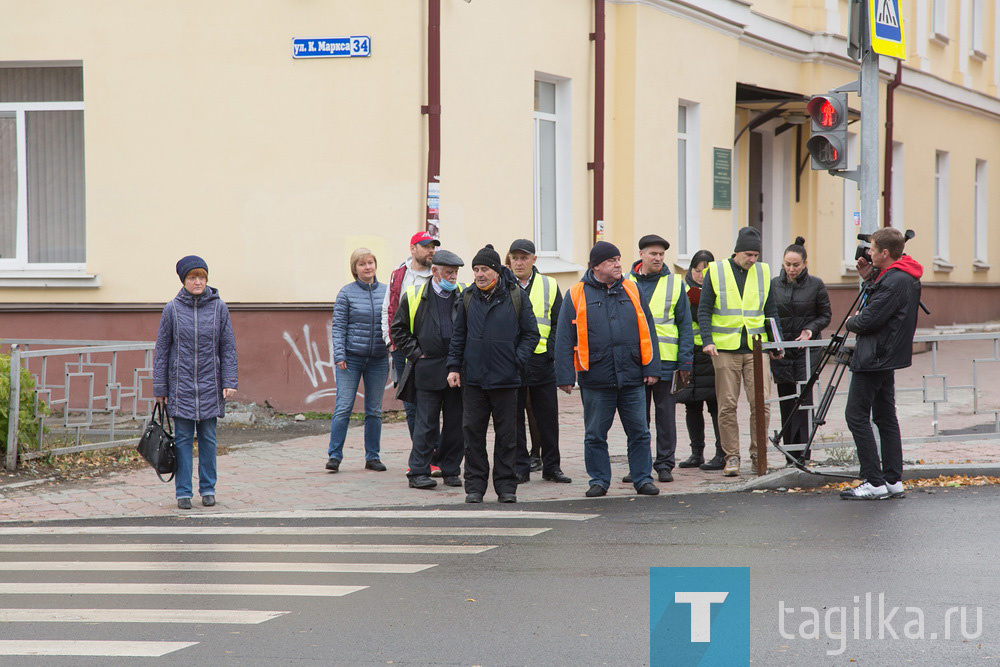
[770,238,832,456]
[674,250,723,470]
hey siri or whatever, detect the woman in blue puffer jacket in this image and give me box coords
[326,248,389,473]
[153,255,238,510]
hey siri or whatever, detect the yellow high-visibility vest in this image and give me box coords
[404,282,465,334]
[705,260,771,350]
[527,274,558,354]
[629,272,683,362]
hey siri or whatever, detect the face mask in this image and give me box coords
[439,278,458,292]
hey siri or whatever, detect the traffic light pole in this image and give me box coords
[859,19,880,236]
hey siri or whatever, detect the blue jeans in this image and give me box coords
[580,385,653,490]
[328,352,390,461]
[174,417,217,499]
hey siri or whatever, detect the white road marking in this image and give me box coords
[0,640,197,657]
[200,510,598,521]
[0,561,435,574]
[0,526,549,536]
[0,609,287,624]
[0,583,366,597]
[0,543,494,554]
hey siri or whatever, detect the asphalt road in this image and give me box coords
[1,486,998,665]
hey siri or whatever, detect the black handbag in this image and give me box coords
[137,403,177,482]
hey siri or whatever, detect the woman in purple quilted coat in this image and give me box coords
[153,255,239,510]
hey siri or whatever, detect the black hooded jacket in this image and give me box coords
[769,267,832,384]
[846,256,923,372]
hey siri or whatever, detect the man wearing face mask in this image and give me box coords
[390,250,467,491]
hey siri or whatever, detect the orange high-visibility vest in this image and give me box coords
[570,280,654,371]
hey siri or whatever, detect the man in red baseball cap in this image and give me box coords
[382,231,441,440]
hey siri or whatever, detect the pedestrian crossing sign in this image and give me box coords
[870,0,907,59]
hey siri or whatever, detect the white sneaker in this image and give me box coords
[885,481,906,498]
[839,481,890,500]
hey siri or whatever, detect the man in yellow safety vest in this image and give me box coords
[507,239,572,485]
[627,234,694,484]
[697,227,783,477]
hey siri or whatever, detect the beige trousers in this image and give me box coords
[712,352,771,459]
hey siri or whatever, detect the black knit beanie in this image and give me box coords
[471,244,503,274]
[589,241,621,268]
[734,227,762,253]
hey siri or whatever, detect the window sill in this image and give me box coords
[840,261,860,278]
[930,33,950,47]
[971,49,988,63]
[535,257,585,275]
[932,258,954,273]
[973,260,991,272]
[0,271,101,288]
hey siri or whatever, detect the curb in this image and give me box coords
[731,462,1000,491]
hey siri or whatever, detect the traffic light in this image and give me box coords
[806,93,849,170]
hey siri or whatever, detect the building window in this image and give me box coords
[934,150,950,263]
[932,0,949,39]
[890,141,904,229]
[533,76,570,258]
[841,131,860,270]
[970,0,985,55]
[677,101,700,259]
[974,159,988,267]
[0,65,86,267]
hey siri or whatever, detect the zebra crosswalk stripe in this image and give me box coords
[0,609,287,624]
[0,543,494,554]
[0,561,435,574]
[0,583,367,597]
[0,640,197,657]
[0,526,549,536]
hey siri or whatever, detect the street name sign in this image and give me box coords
[293,36,371,59]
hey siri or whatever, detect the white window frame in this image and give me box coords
[676,100,700,266]
[532,73,573,268]
[974,159,989,269]
[932,0,950,41]
[0,100,86,273]
[933,150,953,271]
[970,0,986,57]
[890,141,905,229]
[841,131,861,274]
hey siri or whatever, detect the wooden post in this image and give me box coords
[752,336,767,476]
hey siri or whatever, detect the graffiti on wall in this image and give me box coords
[283,321,395,405]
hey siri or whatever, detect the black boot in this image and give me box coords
[678,448,705,468]
[699,454,725,471]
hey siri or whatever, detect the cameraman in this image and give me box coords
[840,228,923,501]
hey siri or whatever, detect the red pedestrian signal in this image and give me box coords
[806,93,849,171]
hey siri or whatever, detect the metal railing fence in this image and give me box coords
[3,339,155,470]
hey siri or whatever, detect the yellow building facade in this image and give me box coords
[0,0,997,409]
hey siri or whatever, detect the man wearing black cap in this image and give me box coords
[627,234,694,484]
[447,244,540,503]
[391,249,467,491]
[697,226,782,477]
[554,241,661,498]
[507,239,571,485]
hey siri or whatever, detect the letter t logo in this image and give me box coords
[674,592,729,642]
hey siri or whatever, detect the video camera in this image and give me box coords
[855,228,916,262]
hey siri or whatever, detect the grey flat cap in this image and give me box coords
[432,249,464,267]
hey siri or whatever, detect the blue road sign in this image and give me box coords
[870,0,906,59]
[293,36,371,59]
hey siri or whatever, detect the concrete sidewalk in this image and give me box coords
[2,390,999,523]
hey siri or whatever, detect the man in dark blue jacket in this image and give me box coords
[840,228,923,501]
[555,241,662,498]
[448,244,540,504]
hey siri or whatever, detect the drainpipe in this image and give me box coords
[588,0,606,243]
[422,0,441,237]
[883,59,902,228]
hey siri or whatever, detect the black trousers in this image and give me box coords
[463,385,518,496]
[777,381,814,451]
[515,383,561,476]
[407,387,463,478]
[684,398,722,459]
[645,380,677,472]
[845,370,903,487]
